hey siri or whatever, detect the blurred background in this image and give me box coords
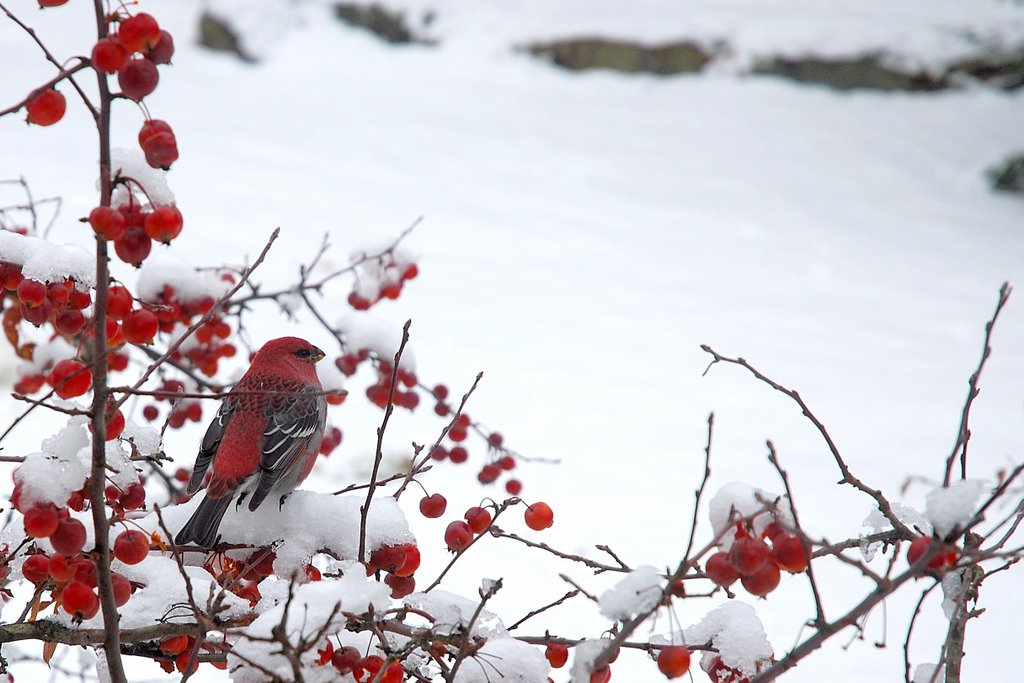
[1,0,1023,680]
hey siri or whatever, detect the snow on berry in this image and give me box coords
[860,502,932,561]
[570,639,617,682]
[708,482,792,550]
[925,479,986,538]
[12,417,90,508]
[598,565,663,621]
[136,252,231,304]
[0,230,95,287]
[336,311,417,373]
[110,147,176,207]
[163,492,413,577]
[683,602,774,679]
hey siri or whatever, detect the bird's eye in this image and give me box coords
[295,348,311,358]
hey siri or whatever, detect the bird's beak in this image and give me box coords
[311,347,325,363]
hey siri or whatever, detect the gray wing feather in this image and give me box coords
[247,391,326,511]
[186,400,234,495]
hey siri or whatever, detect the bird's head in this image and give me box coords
[253,337,325,377]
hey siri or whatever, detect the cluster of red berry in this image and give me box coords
[346,261,418,311]
[153,634,226,676]
[366,542,421,599]
[705,520,809,598]
[14,480,149,623]
[315,641,404,682]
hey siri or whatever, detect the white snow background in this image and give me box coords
[1,0,1023,681]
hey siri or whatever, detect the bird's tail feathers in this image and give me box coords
[174,493,233,548]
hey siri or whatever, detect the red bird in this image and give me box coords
[175,337,327,547]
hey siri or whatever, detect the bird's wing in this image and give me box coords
[248,389,326,510]
[186,399,235,495]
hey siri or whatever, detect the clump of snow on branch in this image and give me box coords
[110,147,175,207]
[136,251,232,303]
[229,574,391,683]
[709,482,791,550]
[0,230,95,287]
[405,589,507,638]
[12,417,90,506]
[453,637,550,683]
[860,502,931,560]
[598,565,663,620]
[337,311,417,371]
[941,568,969,620]
[685,602,773,677]
[570,639,616,681]
[120,419,163,458]
[159,492,412,576]
[348,241,417,300]
[926,480,985,538]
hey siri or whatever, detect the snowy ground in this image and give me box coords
[1,0,1023,681]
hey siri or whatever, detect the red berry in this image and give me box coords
[498,454,516,470]
[73,558,97,588]
[444,521,474,552]
[384,572,416,598]
[143,205,183,243]
[114,529,149,564]
[114,226,152,266]
[432,384,449,400]
[705,551,740,587]
[353,656,385,682]
[111,571,133,606]
[741,559,781,597]
[347,292,371,310]
[104,407,126,440]
[16,279,47,307]
[477,463,501,484]
[448,446,468,464]
[120,482,146,510]
[88,206,127,241]
[62,580,99,619]
[771,533,808,573]
[48,359,93,399]
[106,285,133,320]
[524,502,554,531]
[729,537,770,577]
[487,432,505,448]
[505,479,523,496]
[54,308,86,336]
[122,308,159,343]
[331,646,361,674]
[591,666,611,683]
[23,503,60,537]
[146,30,175,64]
[48,553,74,582]
[119,13,161,53]
[394,545,421,577]
[38,0,70,6]
[545,643,569,668]
[761,520,784,541]
[50,518,87,555]
[22,554,51,584]
[91,38,129,73]
[418,493,447,519]
[160,635,191,656]
[657,646,691,678]
[117,58,159,101]
[25,89,66,126]
[464,506,492,534]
